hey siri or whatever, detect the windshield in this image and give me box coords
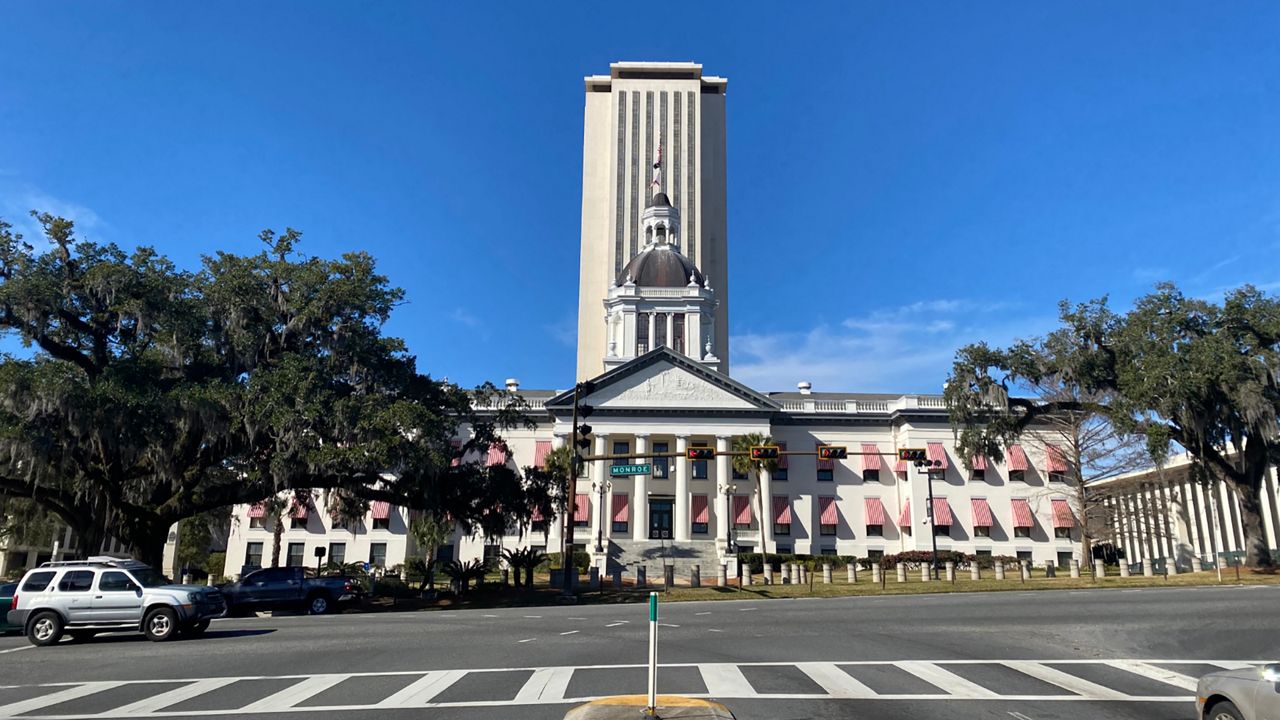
[128,567,171,587]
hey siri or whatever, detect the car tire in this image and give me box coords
[182,619,210,637]
[26,612,64,647]
[1206,700,1245,720]
[307,594,331,615]
[144,607,179,642]
[68,630,98,643]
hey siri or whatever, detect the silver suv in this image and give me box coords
[6,557,226,647]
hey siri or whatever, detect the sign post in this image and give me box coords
[646,591,658,716]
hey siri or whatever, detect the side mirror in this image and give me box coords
[1262,664,1280,682]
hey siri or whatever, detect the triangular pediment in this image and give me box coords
[548,348,779,413]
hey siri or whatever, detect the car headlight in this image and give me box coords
[1263,665,1280,682]
[187,592,201,604]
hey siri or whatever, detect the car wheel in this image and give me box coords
[1207,700,1245,720]
[144,608,179,641]
[68,630,98,643]
[183,619,210,637]
[26,612,63,647]
[308,594,330,615]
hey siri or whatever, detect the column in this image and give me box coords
[648,314,656,352]
[715,435,731,550]
[592,434,609,549]
[634,434,650,541]
[675,435,691,541]
[665,313,674,350]
[1264,467,1280,551]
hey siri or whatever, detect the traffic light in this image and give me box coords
[897,448,927,462]
[750,445,780,460]
[686,447,715,460]
[817,445,847,460]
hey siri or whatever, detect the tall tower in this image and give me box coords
[576,62,729,380]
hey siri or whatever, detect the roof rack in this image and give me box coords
[37,556,141,569]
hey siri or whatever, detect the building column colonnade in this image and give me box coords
[675,434,691,541]
[715,435,731,551]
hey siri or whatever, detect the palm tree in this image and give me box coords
[542,445,576,553]
[409,511,451,590]
[261,494,290,568]
[731,432,778,578]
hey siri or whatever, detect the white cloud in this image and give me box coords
[544,314,577,348]
[448,308,492,340]
[1,188,104,243]
[729,298,1054,394]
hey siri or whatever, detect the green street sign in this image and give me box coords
[611,463,651,476]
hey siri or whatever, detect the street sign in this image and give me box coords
[611,464,652,476]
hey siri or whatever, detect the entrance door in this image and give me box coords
[649,500,674,539]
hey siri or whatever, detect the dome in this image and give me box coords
[617,244,705,288]
[648,192,671,208]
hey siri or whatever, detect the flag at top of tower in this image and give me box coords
[651,144,663,196]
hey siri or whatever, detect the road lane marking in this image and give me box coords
[376,670,466,707]
[518,638,536,643]
[1109,660,1199,691]
[896,661,999,698]
[239,674,350,712]
[523,615,542,618]
[695,611,711,615]
[708,628,723,632]
[796,662,874,698]
[658,623,680,628]
[699,664,755,697]
[560,630,579,636]
[514,667,574,702]
[605,622,626,628]
[0,681,123,716]
[1002,662,1127,700]
[738,607,757,611]
[0,645,32,655]
[109,678,241,714]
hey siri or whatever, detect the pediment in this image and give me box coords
[587,362,759,410]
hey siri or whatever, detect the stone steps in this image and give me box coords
[606,538,725,577]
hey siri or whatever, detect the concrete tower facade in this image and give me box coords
[576,62,729,380]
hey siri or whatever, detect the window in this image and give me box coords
[776,544,793,554]
[287,542,305,567]
[612,520,628,533]
[820,521,837,536]
[246,542,264,568]
[692,521,708,535]
[1010,470,1026,483]
[732,464,747,480]
[328,542,346,566]
[98,571,133,592]
[636,313,649,354]
[692,444,708,479]
[975,549,992,558]
[21,571,55,592]
[1016,550,1032,562]
[1057,551,1073,568]
[612,441,630,469]
[291,517,307,530]
[653,443,669,478]
[867,549,884,561]
[975,525,991,538]
[1055,527,1071,539]
[971,469,985,482]
[773,465,788,482]
[369,543,387,568]
[672,313,685,354]
[933,524,951,537]
[866,524,883,537]
[864,469,879,483]
[818,468,833,482]
[1049,471,1066,483]
[250,517,265,530]
[654,312,668,348]
[331,517,349,531]
[58,570,94,592]
[1015,526,1031,538]
[820,546,837,556]
[437,544,455,562]
[773,522,791,536]
[373,517,391,530]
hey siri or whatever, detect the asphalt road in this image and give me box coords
[1,584,1276,719]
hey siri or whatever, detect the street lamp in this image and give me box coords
[917,459,944,579]
[593,479,612,553]
[719,482,737,554]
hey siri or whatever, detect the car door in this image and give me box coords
[54,570,96,624]
[244,568,295,608]
[90,570,144,624]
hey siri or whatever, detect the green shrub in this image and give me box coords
[539,550,591,573]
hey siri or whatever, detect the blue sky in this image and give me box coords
[2,2,1277,394]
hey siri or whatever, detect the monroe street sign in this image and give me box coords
[611,464,651,476]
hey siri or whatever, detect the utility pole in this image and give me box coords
[923,461,940,580]
[560,382,594,590]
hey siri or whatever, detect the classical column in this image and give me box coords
[634,434,650,541]
[715,435,731,551]
[665,313,674,350]
[647,313,656,352]
[675,435,691,541]
[592,434,609,550]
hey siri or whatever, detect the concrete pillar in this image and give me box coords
[634,434,650,541]
[715,435,731,550]
[1120,561,1131,578]
[663,564,674,589]
[1192,556,1203,572]
[1094,559,1106,578]
[690,564,700,588]
[636,566,647,587]
[611,568,622,589]
[1020,561,1031,581]
[994,563,1006,580]
[742,565,753,586]
[871,564,882,583]
[1069,559,1080,578]
[944,562,955,582]
[823,564,833,584]
[1142,558,1154,577]
[970,564,981,581]
[1044,561,1056,578]
[920,564,931,582]
[589,566,600,589]
[896,565,907,583]
[675,435,691,542]
[846,563,857,584]
[718,563,728,587]
[763,564,774,585]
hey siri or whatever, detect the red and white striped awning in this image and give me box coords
[371,501,391,520]
[1045,444,1068,473]
[776,441,788,469]
[931,498,954,525]
[1051,499,1075,528]
[816,442,834,471]
[733,495,752,524]
[613,493,629,523]
[927,442,948,470]
[819,496,838,525]
[531,506,544,522]
[894,459,908,474]
[692,495,709,524]
[291,501,309,520]
[971,455,988,471]
[864,498,887,525]
[247,503,266,519]
[897,500,911,527]
[773,496,792,524]
[1011,498,1034,528]
[971,498,994,527]
[1007,444,1030,471]
[861,444,882,471]
[573,493,590,522]
[533,440,552,469]
[486,443,509,467]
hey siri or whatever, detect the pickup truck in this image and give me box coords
[221,567,362,615]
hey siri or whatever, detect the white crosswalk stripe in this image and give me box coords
[0,659,1263,718]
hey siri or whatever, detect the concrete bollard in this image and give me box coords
[1119,562,1131,578]
[1143,559,1154,577]
[718,563,728,587]
[763,565,774,585]
[1044,561,1056,578]
[823,564,833,584]
[1020,561,1031,581]
[589,566,601,590]
[800,566,809,585]
[742,566,753,586]
[847,563,857,584]
[1167,559,1179,576]
[896,565,907,583]
[792,564,802,585]
[780,562,790,584]
[944,562,956,582]
[994,563,1006,580]
[871,564,882,584]
[1070,559,1080,579]
[970,564,981,581]
[663,565,674,589]
[182,573,193,585]
[1094,559,1106,578]
[1192,556,1203,572]
[921,564,931,582]
[207,575,215,586]
[500,568,510,586]
[690,564,701,588]
[611,568,623,589]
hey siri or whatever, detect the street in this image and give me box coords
[1,584,1276,719]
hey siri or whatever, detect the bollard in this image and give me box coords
[763,565,774,585]
[1094,559,1106,579]
[500,568,509,587]
[663,564,674,589]
[994,562,1006,580]
[568,566,580,590]
[780,562,790,584]
[207,575,215,586]
[612,568,623,589]
[1044,561,1056,578]
[1168,559,1179,576]
[1020,561,1031,581]
[718,563,728,587]
[636,566,647,588]
[871,564,882,584]
[1070,559,1080,579]
[847,563,857,584]
[970,563,981,581]
[742,565,753,586]
[823,564,833,584]
[1192,556,1203,573]
[943,562,955,583]
[799,566,808,585]
[920,564,931,582]
[589,566,601,590]
[690,564,701,588]
[896,564,907,583]
[792,564,802,585]
[1142,559,1154,577]
[1120,562,1131,578]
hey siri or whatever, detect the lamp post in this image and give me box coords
[918,459,944,579]
[593,479,612,554]
[720,482,737,554]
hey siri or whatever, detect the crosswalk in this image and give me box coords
[0,659,1258,718]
